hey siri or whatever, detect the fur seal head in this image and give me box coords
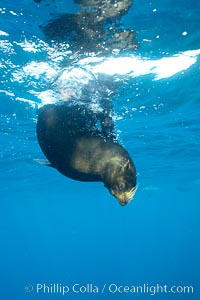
[103,154,137,206]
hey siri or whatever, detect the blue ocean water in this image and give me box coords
[0,0,200,299]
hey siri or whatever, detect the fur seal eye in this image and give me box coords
[119,182,126,190]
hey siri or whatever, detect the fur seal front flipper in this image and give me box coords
[36,104,137,205]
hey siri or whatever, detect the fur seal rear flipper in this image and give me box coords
[36,104,137,206]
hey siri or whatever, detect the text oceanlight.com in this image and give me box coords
[24,283,194,296]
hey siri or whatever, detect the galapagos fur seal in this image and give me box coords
[36,103,137,206]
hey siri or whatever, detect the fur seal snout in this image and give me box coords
[36,104,137,205]
[103,155,137,206]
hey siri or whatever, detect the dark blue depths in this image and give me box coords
[0,0,199,299]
